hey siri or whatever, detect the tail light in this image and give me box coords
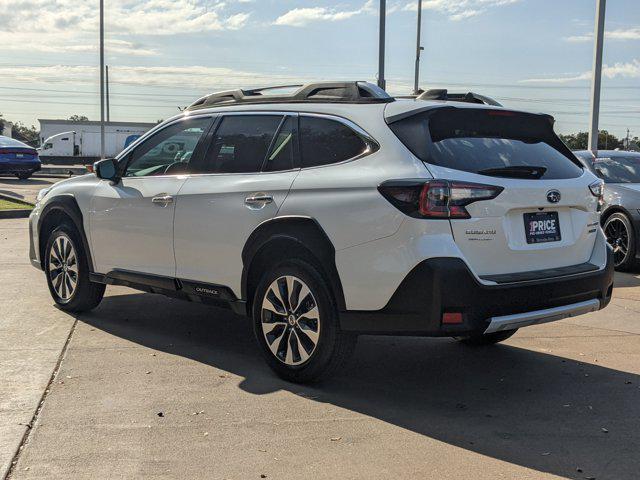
[0,148,37,156]
[589,179,604,211]
[378,179,503,219]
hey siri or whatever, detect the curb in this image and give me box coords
[0,209,31,219]
[39,166,87,176]
[0,193,34,219]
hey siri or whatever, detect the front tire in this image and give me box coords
[252,259,356,383]
[603,212,637,271]
[45,224,105,312]
[456,329,518,346]
[16,172,32,180]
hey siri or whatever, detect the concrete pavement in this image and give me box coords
[1,218,639,479]
[0,178,59,205]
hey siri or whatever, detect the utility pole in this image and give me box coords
[377,0,386,90]
[105,65,110,123]
[99,0,105,159]
[413,0,423,95]
[588,0,606,153]
[626,128,630,150]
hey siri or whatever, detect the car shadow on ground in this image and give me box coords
[80,292,640,480]
[615,271,640,288]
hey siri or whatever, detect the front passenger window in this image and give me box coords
[124,118,210,177]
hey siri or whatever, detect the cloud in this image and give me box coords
[0,64,314,91]
[565,27,640,43]
[403,0,519,21]
[520,59,640,84]
[274,0,375,27]
[0,0,252,55]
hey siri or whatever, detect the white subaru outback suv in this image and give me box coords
[29,82,613,383]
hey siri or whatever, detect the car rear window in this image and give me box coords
[593,156,640,183]
[388,108,584,180]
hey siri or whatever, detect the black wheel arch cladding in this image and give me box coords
[241,217,346,312]
[38,195,95,272]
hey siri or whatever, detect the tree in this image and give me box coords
[559,130,622,150]
[68,115,89,122]
[12,122,39,147]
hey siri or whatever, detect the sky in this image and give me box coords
[0,0,638,138]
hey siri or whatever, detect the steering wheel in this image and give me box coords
[163,161,189,175]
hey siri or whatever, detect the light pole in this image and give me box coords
[106,65,110,123]
[99,0,105,159]
[413,0,423,95]
[377,0,386,90]
[588,0,606,153]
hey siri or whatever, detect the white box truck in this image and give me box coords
[38,120,156,164]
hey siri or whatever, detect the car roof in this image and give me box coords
[575,150,640,159]
[0,135,30,148]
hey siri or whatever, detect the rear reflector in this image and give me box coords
[442,312,463,324]
[378,179,503,219]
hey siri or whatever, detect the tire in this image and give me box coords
[16,172,32,180]
[603,212,637,271]
[456,329,518,346]
[44,223,105,312]
[252,259,356,384]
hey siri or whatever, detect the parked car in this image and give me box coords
[0,135,41,180]
[29,82,613,383]
[575,150,640,271]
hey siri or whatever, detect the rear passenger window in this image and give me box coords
[300,116,368,168]
[205,115,281,173]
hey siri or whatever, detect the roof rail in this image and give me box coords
[401,89,502,107]
[186,81,394,110]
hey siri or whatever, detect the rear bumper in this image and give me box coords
[339,249,614,336]
[0,161,41,174]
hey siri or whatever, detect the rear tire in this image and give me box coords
[456,329,518,346]
[252,259,356,383]
[603,212,637,271]
[16,172,32,180]
[44,223,105,313]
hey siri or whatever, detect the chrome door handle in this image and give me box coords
[152,195,174,207]
[245,194,273,206]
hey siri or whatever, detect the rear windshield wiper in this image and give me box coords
[478,165,547,179]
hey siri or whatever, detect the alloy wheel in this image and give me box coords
[604,217,630,267]
[49,234,78,301]
[260,275,320,366]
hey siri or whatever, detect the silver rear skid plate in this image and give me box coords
[484,299,601,334]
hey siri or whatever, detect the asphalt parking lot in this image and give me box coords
[1,217,639,480]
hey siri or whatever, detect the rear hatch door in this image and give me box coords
[388,106,601,277]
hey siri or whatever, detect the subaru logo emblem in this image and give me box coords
[546,190,561,203]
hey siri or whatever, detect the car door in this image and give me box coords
[89,116,213,277]
[174,113,300,296]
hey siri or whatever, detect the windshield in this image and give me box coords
[388,108,584,180]
[593,156,640,183]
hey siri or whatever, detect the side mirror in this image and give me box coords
[94,158,120,183]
